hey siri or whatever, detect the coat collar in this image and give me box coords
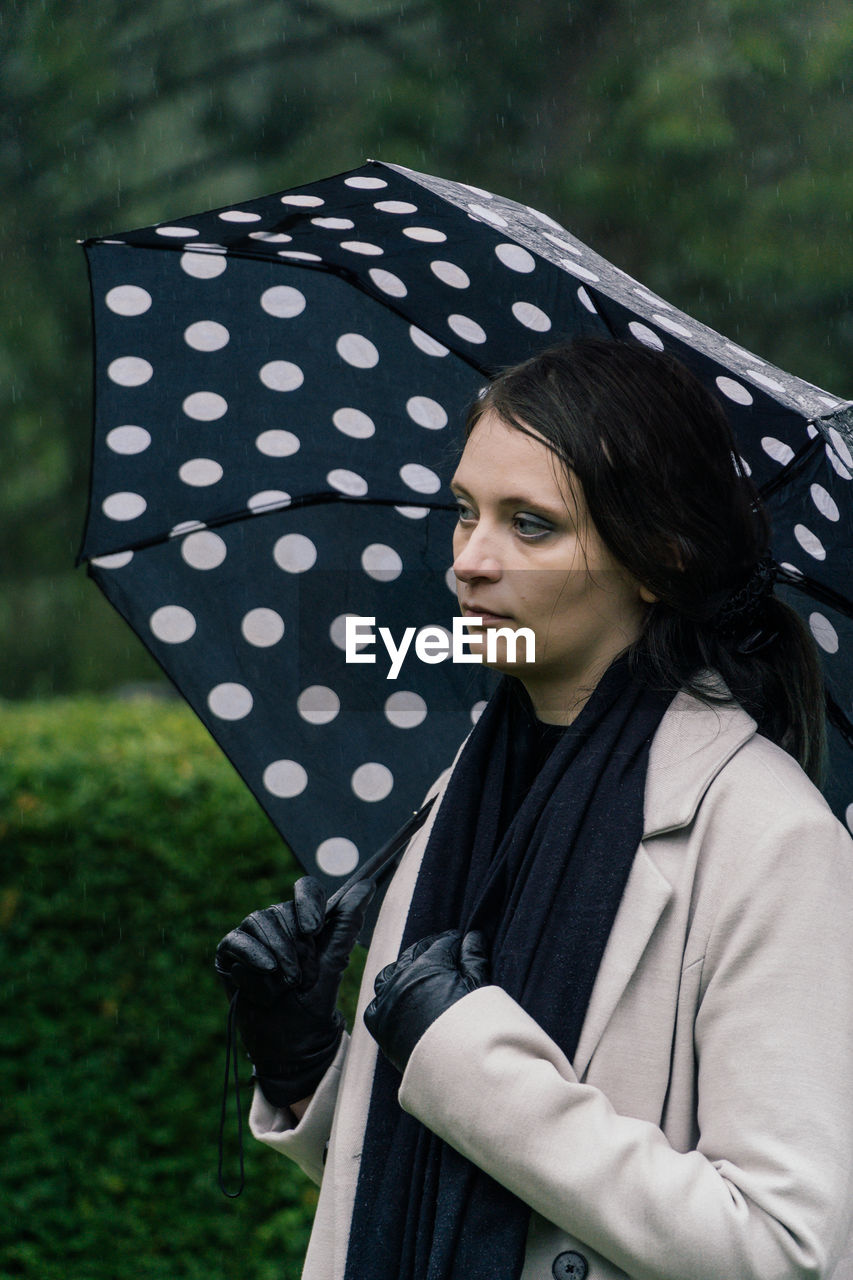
[643,682,756,839]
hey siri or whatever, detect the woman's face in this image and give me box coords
[450,410,652,723]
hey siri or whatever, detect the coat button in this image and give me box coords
[552,1251,589,1280]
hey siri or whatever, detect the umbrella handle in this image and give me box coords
[324,796,436,917]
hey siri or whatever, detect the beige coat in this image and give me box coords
[250,689,853,1280]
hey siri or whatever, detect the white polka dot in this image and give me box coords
[751,370,786,393]
[333,408,375,439]
[634,287,668,308]
[737,454,752,477]
[807,424,820,438]
[829,428,853,470]
[248,232,291,243]
[362,543,402,581]
[352,762,393,802]
[470,701,488,724]
[495,243,535,273]
[183,391,227,421]
[811,484,840,521]
[716,377,754,406]
[559,259,599,283]
[406,396,447,430]
[218,210,260,222]
[181,531,227,569]
[368,268,407,298]
[512,301,551,332]
[527,207,565,231]
[330,613,371,651]
[761,437,795,465]
[102,491,146,521]
[430,260,470,288]
[297,685,340,725]
[794,524,826,560]
[384,691,427,728]
[108,357,153,387]
[155,225,199,238]
[468,203,507,228]
[374,200,417,213]
[345,176,387,189]
[395,506,429,519]
[543,233,580,255]
[826,449,852,481]
[180,252,227,279]
[263,759,308,797]
[653,314,692,339]
[208,683,253,720]
[106,286,152,316]
[402,226,447,243]
[577,287,597,314]
[461,183,493,199]
[189,243,227,253]
[242,608,285,647]
[448,314,487,344]
[150,605,197,644]
[809,612,839,653]
[106,425,151,454]
[256,429,300,457]
[277,251,322,262]
[247,490,290,513]
[281,194,324,206]
[274,533,317,573]
[316,838,359,877]
[340,241,384,256]
[628,321,664,351]
[846,805,853,837]
[261,286,306,318]
[311,217,354,230]
[179,458,223,487]
[336,333,379,368]
[260,361,304,391]
[328,469,368,497]
[91,550,133,569]
[400,463,441,494]
[184,321,230,352]
[409,326,449,357]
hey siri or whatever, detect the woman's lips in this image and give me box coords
[461,606,513,624]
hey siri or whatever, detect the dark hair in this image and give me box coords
[467,337,826,783]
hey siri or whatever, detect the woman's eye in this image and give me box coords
[514,514,553,539]
[455,501,476,522]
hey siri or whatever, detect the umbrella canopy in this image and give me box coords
[79,159,853,885]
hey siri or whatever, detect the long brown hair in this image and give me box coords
[467,338,826,782]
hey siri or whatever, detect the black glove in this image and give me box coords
[364,928,489,1075]
[215,876,374,1106]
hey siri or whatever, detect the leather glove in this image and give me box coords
[215,876,374,1106]
[364,928,489,1075]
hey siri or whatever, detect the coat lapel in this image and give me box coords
[572,688,757,1078]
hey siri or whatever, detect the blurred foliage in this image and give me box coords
[0,696,365,1278]
[1,0,852,696]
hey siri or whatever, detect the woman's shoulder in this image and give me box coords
[646,678,846,846]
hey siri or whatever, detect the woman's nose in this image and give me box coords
[452,525,502,582]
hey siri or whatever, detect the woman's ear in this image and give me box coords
[638,584,658,605]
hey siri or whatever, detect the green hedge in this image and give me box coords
[0,697,365,1279]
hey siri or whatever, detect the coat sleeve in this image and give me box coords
[248,1032,348,1185]
[397,804,853,1280]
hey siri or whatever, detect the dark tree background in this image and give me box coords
[2,0,851,698]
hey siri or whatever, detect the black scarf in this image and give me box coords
[345,659,673,1280]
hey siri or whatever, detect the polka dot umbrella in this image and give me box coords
[79,159,853,891]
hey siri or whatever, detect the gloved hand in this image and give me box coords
[215,876,374,1107]
[364,929,489,1075]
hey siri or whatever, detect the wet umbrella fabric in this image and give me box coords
[79,159,853,888]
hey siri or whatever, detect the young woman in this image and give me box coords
[216,339,853,1280]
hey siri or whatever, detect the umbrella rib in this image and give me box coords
[757,435,822,503]
[773,565,853,622]
[826,693,853,751]
[81,493,458,563]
